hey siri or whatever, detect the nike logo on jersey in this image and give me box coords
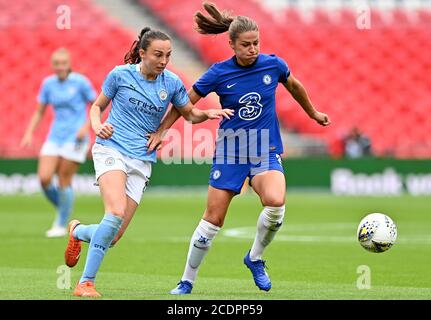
[227,83,237,89]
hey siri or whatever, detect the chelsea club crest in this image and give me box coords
[213,170,221,180]
[263,74,272,85]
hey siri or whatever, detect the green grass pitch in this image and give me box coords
[0,191,430,299]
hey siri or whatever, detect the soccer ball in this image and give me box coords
[357,213,397,253]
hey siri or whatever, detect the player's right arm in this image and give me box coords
[160,88,202,133]
[147,65,222,152]
[146,88,201,152]
[147,88,233,152]
[20,102,47,147]
[89,92,114,140]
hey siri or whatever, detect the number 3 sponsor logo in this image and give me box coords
[238,92,263,121]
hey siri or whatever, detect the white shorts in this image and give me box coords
[92,143,152,205]
[40,140,89,164]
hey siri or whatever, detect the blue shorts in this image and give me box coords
[209,153,284,194]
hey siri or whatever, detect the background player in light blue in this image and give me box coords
[63,27,233,297]
[149,2,331,294]
[21,48,96,238]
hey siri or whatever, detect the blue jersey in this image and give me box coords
[193,54,290,159]
[38,72,96,143]
[97,64,189,162]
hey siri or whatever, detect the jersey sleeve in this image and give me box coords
[171,77,190,108]
[276,56,291,83]
[102,67,119,99]
[192,64,219,97]
[80,76,97,102]
[37,79,49,105]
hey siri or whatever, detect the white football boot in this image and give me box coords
[45,225,68,238]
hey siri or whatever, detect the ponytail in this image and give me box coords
[194,2,258,41]
[194,2,234,35]
[124,27,170,64]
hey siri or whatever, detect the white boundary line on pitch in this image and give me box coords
[221,224,431,244]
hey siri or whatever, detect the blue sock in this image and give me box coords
[56,187,74,227]
[42,183,59,207]
[73,224,99,243]
[80,213,123,283]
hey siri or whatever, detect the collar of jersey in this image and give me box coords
[232,55,259,69]
[56,71,74,82]
[135,63,159,82]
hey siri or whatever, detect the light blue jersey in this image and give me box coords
[38,72,96,143]
[97,64,189,162]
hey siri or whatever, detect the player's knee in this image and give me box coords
[205,216,224,228]
[204,203,227,227]
[39,174,52,188]
[261,195,285,208]
[203,210,225,228]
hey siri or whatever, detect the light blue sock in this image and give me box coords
[73,224,99,243]
[80,213,123,283]
[56,187,74,227]
[42,183,59,207]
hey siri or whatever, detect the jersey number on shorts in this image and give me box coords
[238,92,263,121]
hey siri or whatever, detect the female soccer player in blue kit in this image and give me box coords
[149,2,331,294]
[21,48,96,238]
[63,27,233,297]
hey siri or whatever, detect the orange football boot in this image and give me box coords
[64,219,82,267]
[73,281,101,298]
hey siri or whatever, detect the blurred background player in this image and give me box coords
[149,2,330,294]
[20,48,96,238]
[64,27,233,298]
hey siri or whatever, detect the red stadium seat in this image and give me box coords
[0,0,206,158]
[3,0,430,158]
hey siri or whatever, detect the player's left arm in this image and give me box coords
[283,74,331,126]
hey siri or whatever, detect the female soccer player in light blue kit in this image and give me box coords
[63,27,233,297]
[150,2,331,294]
[21,48,96,238]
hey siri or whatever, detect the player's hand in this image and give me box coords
[312,111,331,126]
[146,130,165,153]
[205,108,234,120]
[92,122,114,139]
[20,133,33,147]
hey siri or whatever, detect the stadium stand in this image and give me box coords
[0,0,216,159]
[0,0,131,157]
[139,0,431,158]
[1,0,429,158]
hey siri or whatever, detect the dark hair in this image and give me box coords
[124,27,171,64]
[194,2,258,41]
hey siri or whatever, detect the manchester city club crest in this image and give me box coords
[105,157,115,166]
[159,89,168,101]
[263,74,272,85]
